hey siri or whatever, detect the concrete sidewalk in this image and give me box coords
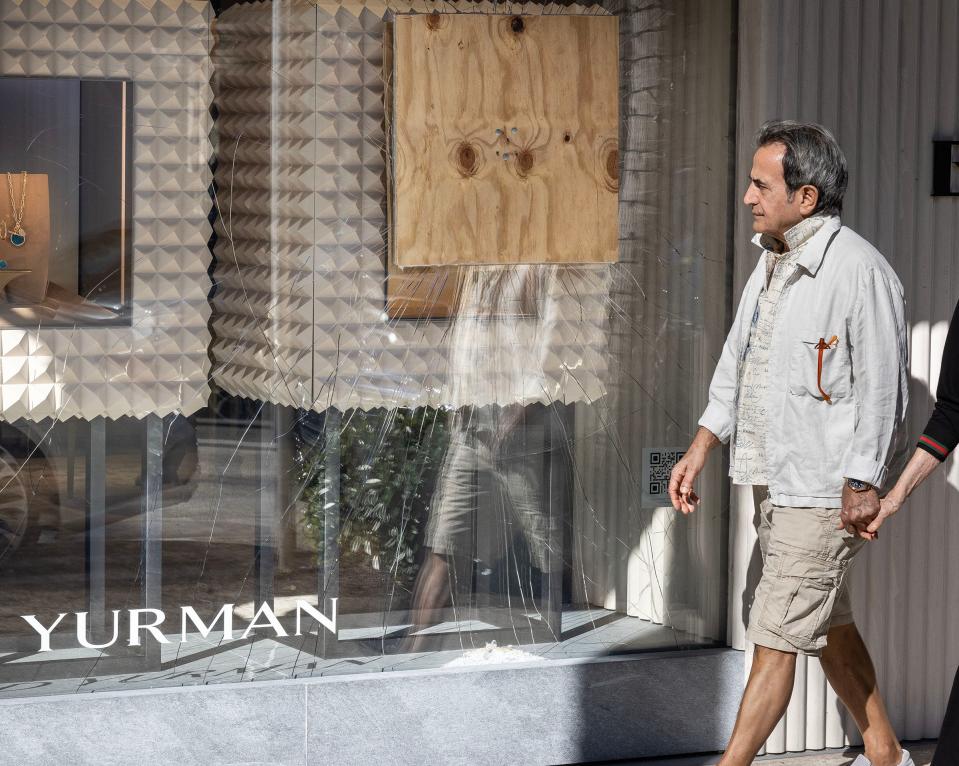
[755,742,936,766]
[593,741,938,766]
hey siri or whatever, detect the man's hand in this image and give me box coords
[669,451,704,514]
[837,483,881,540]
[669,427,720,515]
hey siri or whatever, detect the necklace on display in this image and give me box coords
[5,172,27,248]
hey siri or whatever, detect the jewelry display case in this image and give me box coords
[0,77,134,326]
[0,0,212,422]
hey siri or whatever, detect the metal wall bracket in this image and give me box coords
[932,140,959,196]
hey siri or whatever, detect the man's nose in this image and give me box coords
[743,186,757,206]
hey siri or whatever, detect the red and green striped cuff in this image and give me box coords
[918,434,951,460]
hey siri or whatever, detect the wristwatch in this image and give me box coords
[845,478,873,492]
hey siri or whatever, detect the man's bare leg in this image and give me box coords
[820,623,902,766]
[402,551,451,652]
[719,646,797,766]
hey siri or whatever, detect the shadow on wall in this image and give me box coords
[573,649,742,764]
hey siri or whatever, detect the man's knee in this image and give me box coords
[753,644,798,667]
[826,620,859,636]
[821,621,865,654]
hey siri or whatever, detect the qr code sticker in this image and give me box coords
[642,448,686,506]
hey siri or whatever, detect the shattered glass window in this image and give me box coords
[0,0,733,698]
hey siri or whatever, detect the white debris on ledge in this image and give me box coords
[443,641,547,667]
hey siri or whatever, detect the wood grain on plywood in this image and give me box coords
[391,12,619,267]
[385,20,464,319]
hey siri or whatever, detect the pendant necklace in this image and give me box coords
[6,172,27,248]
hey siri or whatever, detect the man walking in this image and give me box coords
[669,121,912,766]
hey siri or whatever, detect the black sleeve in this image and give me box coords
[918,298,959,461]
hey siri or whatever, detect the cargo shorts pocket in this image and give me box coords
[756,548,844,652]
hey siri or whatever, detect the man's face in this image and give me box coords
[743,143,805,240]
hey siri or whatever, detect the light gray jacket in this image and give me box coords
[699,216,910,507]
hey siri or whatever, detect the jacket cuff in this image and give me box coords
[841,453,888,488]
[917,434,951,462]
[698,402,732,444]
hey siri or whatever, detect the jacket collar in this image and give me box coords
[751,215,842,277]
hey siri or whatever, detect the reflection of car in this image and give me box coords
[163,414,201,489]
[0,416,200,563]
[0,443,33,563]
[0,422,57,564]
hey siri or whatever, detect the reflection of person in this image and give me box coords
[404,266,556,651]
[668,122,912,766]
[405,402,549,650]
[864,297,959,766]
[424,404,547,573]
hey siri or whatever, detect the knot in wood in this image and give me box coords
[510,16,525,33]
[516,149,534,176]
[605,148,619,184]
[456,142,479,176]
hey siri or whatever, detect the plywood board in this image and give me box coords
[386,266,464,319]
[391,12,619,267]
[385,20,462,319]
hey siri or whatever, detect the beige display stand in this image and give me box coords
[0,172,50,304]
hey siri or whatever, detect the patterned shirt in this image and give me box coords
[732,216,827,485]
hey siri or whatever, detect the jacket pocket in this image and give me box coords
[788,333,851,401]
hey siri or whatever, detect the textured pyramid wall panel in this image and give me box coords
[211,1,317,410]
[0,0,214,421]
[211,0,613,413]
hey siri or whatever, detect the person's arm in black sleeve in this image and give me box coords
[918,297,959,461]
[864,296,959,538]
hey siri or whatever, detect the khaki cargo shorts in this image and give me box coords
[746,485,866,656]
[425,420,551,571]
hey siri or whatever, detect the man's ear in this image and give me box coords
[798,184,820,216]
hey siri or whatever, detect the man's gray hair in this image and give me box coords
[756,120,848,216]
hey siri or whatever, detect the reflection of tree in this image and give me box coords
[296,406,452,585]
